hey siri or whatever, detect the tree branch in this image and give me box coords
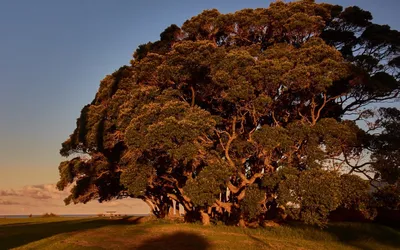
[215,200,234,213]
[190,86,195,107]
[227,180,240,194]
[224,117,237,169]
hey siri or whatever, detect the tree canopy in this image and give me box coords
[57,0,400,227]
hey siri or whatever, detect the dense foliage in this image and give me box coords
[57,0,400,226]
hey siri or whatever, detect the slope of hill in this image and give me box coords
[1,217,399,249]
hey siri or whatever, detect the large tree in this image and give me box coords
[57,0,400,227]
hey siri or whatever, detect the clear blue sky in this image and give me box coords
[0,0,399,189]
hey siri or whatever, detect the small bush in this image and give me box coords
[41,213,58,218]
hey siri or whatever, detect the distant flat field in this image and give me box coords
[0,217,400,250]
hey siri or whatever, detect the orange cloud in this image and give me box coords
[0,184,150,215]
[0,189,21,196]
[0,199,21,205]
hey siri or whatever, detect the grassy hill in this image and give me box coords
[0,217,399,249]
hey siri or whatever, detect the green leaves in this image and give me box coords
[370,108,400,185]
[125,100,216,162]
[254,126,291,152]
[278,169,342,227]
[120,164,154,197]
[184,162,232,207]
[241,185,266,219]
[182,9,221,41]
[340,174,371,214]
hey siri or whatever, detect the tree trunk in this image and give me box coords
[184,210,198,223]
[238,218,246,227]
[172,200,176,215]
[157,202,170,218]
[200,210,211,226]
[143,198,162,218]
[168,205,174,217]
[238,214,246,228]
[179,203,185,216]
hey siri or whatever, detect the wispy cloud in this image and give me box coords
[0,184,67,200]
[0,189,21,196]
[0,199,21,205]
[0,184,149,215]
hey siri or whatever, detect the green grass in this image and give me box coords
[0,217,399,250]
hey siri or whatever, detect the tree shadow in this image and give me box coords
[288,222,400,250]
[134,232,210,250]
[0,222,34,227]
[0,216,145,249]
[324,223,400,250]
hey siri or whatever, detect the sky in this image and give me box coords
[0,0,399,215]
